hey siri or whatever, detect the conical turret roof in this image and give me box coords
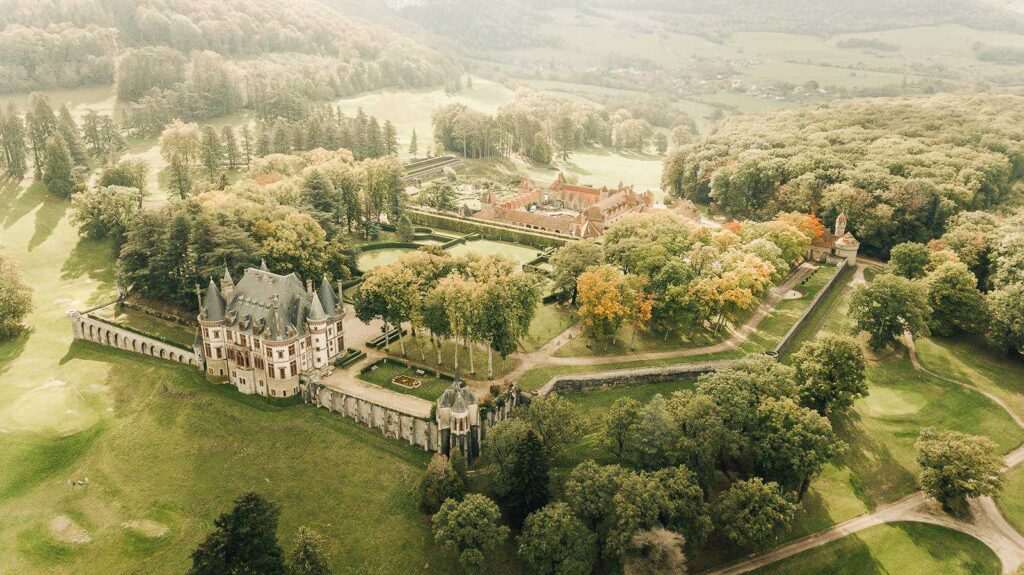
[204,279,225,321]
[318,274,338,316]
[309,292,327,321]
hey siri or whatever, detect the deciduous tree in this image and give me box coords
[791,335,867,418]
[714,478,796,550]
[517,503,597,575]
[432,494,509,572]
[916,428,1002,514]
[849,273,931,350]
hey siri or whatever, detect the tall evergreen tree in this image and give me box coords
[1,104,28,179]
[200,125,223,178]
[383,120,398,156]
[409,128,418,157]
[43,135,75,197]
[240,124,253,167]
[57,104,87,165]
[222,125,240,170]
[504,430,550,527]
[366,117,382,158]
[188,492,286,575]
[82,109,102,156]
[170,154,193,199]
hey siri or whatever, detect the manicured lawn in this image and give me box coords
[359,358,453,401]
[383,334,520,381]
[745,264,842,354]
[0,344,526,575]
[782,264,857,354]
[552,324,718,357]
[445,239,543,266]
[520,304,576,353]
[914,335,1024,422]
[517,349,747,392]
[998,465,1024,534]
[784,352,1024,544]
[559,379,698,466]
[91,305,197,349]
[749,522,1000,575]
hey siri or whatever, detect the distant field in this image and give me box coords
[333,77,515,158]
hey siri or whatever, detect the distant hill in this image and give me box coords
[0,0,457,94]
[596,0,1024,35]
[390,0,1024,51]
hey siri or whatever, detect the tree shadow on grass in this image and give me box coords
[60,237,117,305]
[0,179,44,231]
[27,189,68,251]
[895,522,999,575]
[834,413,917,511]
[0,328,31,376]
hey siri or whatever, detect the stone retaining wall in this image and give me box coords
[772,263,850,356]
[68,308,200,368]
[312,385,437,451]
[538,360,743,396]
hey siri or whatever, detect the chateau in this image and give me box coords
[474,173,654,238]
[197,263,345,398]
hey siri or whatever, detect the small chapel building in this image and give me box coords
[197,263,345,398]
[809,212,860,267]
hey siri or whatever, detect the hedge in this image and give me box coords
[406,210,571,249]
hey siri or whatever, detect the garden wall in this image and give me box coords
[311,384,438,451]
[772,263,850,356]
[68,306,200,368]
[407,210,570,249]
[538,360,743,396]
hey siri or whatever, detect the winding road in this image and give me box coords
[706,260,1024,575]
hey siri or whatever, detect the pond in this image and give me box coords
[445,239,542,266]
[355,247,420,272]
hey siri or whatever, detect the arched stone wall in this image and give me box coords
[68,311,200,369]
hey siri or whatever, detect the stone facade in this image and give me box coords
[311,382,438,451]
[198,264,345,398]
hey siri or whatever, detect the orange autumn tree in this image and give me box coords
[777,212,826,243]
[577,265,649,350]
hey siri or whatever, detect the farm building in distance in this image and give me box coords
[474,173,654,238]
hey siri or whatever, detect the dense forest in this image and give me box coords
[662,94,1024,255]
[0,0,458,94]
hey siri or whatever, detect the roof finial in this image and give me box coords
[260,258,269,272]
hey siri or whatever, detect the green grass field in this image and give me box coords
[91,305,197,349]
[998,465,1024,535]
[0,344,523,575]
[520,304,576,353]
[749,522,1000,575]
[0,174,519,575]
[914,336,1024,422]
[359,358,453,401]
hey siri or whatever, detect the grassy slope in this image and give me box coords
[520,304,577,353]
[750,522,1000,575]
[999,465,1024,535]
[0,345,520,575]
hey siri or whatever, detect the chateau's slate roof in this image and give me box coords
[438,382,475,414]
[318,275,338,316]
[204,279,225,321]
[309,291,327,321]
[223,267,314,340]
